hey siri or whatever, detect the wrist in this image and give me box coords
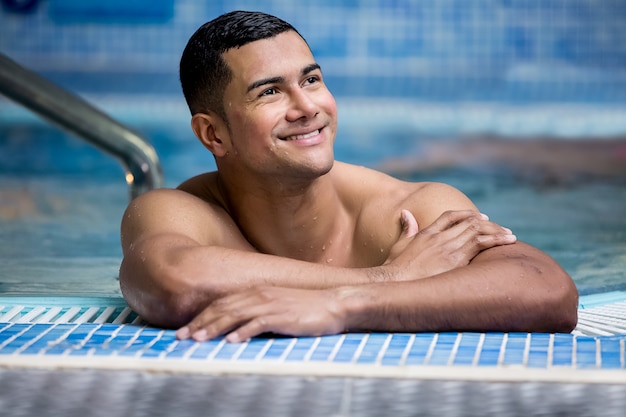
[366,264,398,283]
[333,285,376,332]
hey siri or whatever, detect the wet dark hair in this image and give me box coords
[180,10,304,118]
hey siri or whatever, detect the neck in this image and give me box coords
[217,168,351,262]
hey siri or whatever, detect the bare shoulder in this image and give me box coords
[333,162,477,227]
[120,184,249,253]
[394,181,479,228]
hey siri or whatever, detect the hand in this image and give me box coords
[384,209,516,280]
[175,286,346,343]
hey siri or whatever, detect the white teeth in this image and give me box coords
[285,130,319,141]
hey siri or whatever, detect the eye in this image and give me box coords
[259,87,277,97]
[304,76,319,85]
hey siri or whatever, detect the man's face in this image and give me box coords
[219,30,338,181]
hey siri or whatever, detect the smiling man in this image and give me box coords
[118,11,578,343]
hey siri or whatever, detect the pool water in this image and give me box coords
[0,121,625,297]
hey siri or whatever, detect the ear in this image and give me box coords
[191,112,230,157]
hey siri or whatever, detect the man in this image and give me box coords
[119,11,578,343]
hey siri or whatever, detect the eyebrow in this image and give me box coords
[246,63,322,93]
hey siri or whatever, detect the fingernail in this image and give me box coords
[480,213,489,220]
[400,209,408,226]
[176,326,190,339]
[226,331,240,343]
[192,329,207,341]
[503,227,513,234]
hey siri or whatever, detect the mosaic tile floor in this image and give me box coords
[0,292,625,384]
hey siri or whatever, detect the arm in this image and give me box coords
[341,240,578,334]
[119,188,374,328]
[120,186,513,330]
[175,184,578,341]
[179,240,577,343]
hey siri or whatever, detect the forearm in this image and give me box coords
[340,243,579,333]
[119,237,379,328]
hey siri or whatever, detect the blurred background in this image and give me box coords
[1,0,625,296]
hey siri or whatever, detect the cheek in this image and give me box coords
[322,91,338,117]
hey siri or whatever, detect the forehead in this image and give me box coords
[222,31,315,85]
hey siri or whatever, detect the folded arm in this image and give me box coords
[178,240,578,342]
[119,188,378,328]
[120,185,578,339]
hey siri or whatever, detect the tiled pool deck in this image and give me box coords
[1,292,625,385]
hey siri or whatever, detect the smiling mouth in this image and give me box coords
[281,129,321,141]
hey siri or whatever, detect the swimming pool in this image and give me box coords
[1,98,625,298]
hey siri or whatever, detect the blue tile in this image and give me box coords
[165,340,198,359]
[284,337,317,362]
[380,334,411,366]
[599,337,623,369]
[551,334,574,366]
[576,337,599,369]
[139,350,163,358]
[237,339,271,361]
[355,333,391,364]
[108,336,133,348]
[332,334,367,363]
[214,342,244,360]
[96,324,120,335]
[116,325,142,337]
[404,334,438,366]
[309,335,343,362]
[92,348,117,356]
[477,334,504,367]
[502,333,528,366]
[262,338,294,360]
[139,328,162,337]
[429,333,459,366]
[452,333,482,366]
[189,339,222,360]
[525,334,551,368]
[0,324,31,339]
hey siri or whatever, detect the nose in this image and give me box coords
[285,88,319,122]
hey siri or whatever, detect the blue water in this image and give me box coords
[0,120,625,297]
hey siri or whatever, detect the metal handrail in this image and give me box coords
[0,52,163,199]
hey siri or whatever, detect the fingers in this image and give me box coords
[422,210,482,234]
[454,224,517,257]
[225,315,282,343]
[176,287,345,344]
[434,211,516,261]
[177,291,276,342]
[425,210,513,240]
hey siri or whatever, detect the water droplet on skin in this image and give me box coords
[322,245,326,251]
[326,258,333,263]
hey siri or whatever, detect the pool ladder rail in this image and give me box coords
[0,52,163,199]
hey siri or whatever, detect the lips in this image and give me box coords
[281,129,321,141]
